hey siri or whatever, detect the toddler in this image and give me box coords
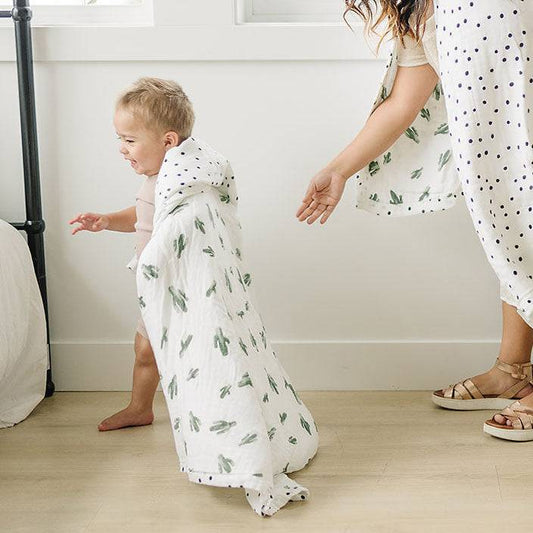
[69,78,191,431]
[70,77,318,515]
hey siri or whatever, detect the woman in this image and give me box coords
[297,0,533,440]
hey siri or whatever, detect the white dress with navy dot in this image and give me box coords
[370,0,533,327]
[434,0,533,326]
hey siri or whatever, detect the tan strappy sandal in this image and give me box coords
[484,401,533,442]
[432,358,532,411]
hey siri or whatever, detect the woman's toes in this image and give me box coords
[493,413,506,425]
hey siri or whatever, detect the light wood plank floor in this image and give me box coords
[1,391,532,533]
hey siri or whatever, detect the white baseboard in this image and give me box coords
[51,341,500,391]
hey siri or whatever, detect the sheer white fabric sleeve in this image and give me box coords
[396,33,429,67]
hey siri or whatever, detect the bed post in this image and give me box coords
[1,0,55,397]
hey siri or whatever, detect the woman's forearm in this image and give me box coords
[326,97,420,180]
[106,206,137,232]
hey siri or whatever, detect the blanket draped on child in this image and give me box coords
[136,137,318,516]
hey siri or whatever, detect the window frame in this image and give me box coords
[0,0,153,27]
[235,0,355,25]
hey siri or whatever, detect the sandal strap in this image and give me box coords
[444,379,482,400]
[495,358,533,398]
[493,401,533,430]
[495,358,532,380]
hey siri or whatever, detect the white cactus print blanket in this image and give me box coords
[136,137,318,516]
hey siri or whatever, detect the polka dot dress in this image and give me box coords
[435,0,533,326]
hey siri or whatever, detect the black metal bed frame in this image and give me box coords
[1,0,54,397]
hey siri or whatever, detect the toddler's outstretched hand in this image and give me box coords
[69,213,110,235]
[296,169,348,225]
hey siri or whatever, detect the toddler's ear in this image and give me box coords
[164,131,180,149]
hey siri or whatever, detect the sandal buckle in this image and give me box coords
[511,363,527,380]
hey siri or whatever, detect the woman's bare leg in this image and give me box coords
[467,301,533,399]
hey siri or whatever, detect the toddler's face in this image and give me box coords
[114,107,170,177]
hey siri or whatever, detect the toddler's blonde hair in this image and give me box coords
[116,77,195,140]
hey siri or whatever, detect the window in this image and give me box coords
[238,0,351,24]
[0,0,153,26]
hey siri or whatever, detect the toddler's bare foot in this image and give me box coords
[98,406,154,431]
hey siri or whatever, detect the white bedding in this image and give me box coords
[0,219,47,428]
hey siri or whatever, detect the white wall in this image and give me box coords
[0,1,503,391]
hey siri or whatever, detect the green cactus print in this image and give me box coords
[237,310,245,318]
[434,122,449,135]
[218,454,234,473]
[369,193,379,202]
[206,203,215,228]
[194,217,206,234]
[239,338,248,356]
[300,414,312,436]
[279,412,287,424]
[369,160,380,176]
[224,270,232,293]
[433,83,442,101]
[383,152,392,164]
[410,168,423,180]
[160,327,168,349]
[179,334,193,357]
[141,264,159,280]
[236,269,246,292]
[235,248,242,260]
[206,281,217,297]
[169,286,188,312]
[288,436,297,445]
[186,368,199,381]
[405,126,420,144]
[219,193,230,204]
[173,234,187,259]
[420,108,431,121]
[202,246,215,257]
[173,417,180,431]
[267,427,276,440]
[389,190,403,205]
[168,375,178,399]
[209,420,237,434]
[238,372,253,388]
[239,433,258,446]
[262,393,269,403]
[267,373,279,395]
[214,328,230,356]
[219,385,232,398]
[253,473,263,478]
[285,378,302,404]
[189,411,201,432]
[438,150,452,171]
[380,85,388,100]
[260,330,267,349]
[218,235,225,249]
[168,200,189,215]
[419,186,430,202]
[250,332,258,352]
[138,296,146,309]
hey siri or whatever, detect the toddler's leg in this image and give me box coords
[98,332,159,431]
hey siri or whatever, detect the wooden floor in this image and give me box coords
[2,391,532,533]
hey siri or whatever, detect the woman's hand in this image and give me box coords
[296,169,348,225]
[69,213,110,235]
